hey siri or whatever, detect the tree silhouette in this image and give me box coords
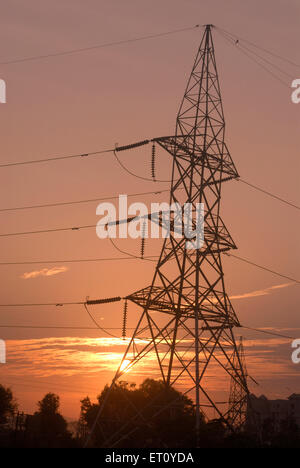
[28,392,72,447]
[81,379,197,447]
[0,384,17,424]
[1,382,299,447]
[38,392,60,415]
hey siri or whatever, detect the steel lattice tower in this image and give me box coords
[95,24,249,446]
[228,336,248,429]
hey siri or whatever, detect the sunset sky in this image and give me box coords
[0,0,299,419]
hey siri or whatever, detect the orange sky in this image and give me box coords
[0,0,299,418]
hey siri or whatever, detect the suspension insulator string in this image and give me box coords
[141,222,146,259]
[122,299,128,340]
[86,296,121,305]
[115,139,150,152]
[151,143,156,181]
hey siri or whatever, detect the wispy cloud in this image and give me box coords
[0,333,298,417]
[229,282,294,301]
[21,266,68,279]
[1,335,296,391]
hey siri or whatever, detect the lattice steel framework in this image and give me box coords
[228,336,248,429]
[96,24,249,446]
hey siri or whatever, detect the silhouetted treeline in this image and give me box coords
[0,386,76,448]
[0,382,299,448]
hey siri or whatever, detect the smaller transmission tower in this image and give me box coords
[228,336,248,429]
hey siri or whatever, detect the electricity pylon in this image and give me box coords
[93,24,249,447]
[228,336,248,429]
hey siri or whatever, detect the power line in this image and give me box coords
[112,144,300,211]
[1,176,299,238]
[0,301,85,307]
[241,325,295,340]
[235,42,294,78]
[216,26,300,68]
[217,28,294,79]
[84,303,118,339]
[237,178,300,211]
[113,156,300,211]
[0,255,159,266]
[0,175,298,216]
[0,131,299,216]
[113,149,172,183]
[0,296,122,307]
[0,223,95,238]
[0,138,155,170]
[109,237,157,263]
[0,324,100,330]
[0,148,113,168]
[233,47,288,87]
[0,25,199,66]
[0,188,169,213]
[0,324,135,330]
[216,29,289,87]
[0,219,155,238]
[1,254,299,307]
[225,252,300,284]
